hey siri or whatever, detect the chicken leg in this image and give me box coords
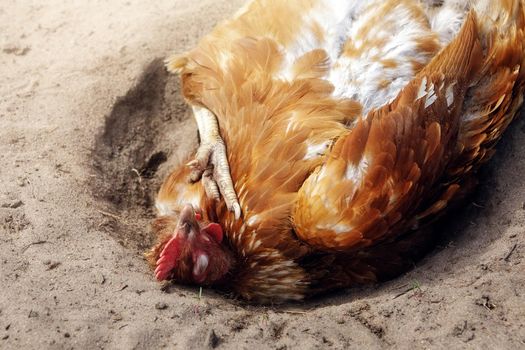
[187,106,241,219]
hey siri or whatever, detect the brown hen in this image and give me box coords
[146,0,525,303]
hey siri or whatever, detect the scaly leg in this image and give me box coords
[187,105,241,219]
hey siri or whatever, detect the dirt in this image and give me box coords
[0,1,524,349]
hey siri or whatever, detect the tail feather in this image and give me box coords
[450,0,525,179]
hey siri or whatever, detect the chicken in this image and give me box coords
[146,0,525,303]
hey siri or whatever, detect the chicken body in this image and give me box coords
[149,0,525,303]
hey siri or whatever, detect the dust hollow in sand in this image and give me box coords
[91,59,197,251]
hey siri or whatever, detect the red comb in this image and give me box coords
[202,223,223,243]
[155,235,180,281]
[195,213,202,221]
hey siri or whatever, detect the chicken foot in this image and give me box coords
[187,106,241,219]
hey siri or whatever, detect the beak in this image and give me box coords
[177,204,199,237]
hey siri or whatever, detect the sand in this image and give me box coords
[1,1,524,349]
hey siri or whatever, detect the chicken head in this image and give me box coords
[146,204,233,286]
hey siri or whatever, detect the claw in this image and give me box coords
[186,137,241,217]
[186,159,199,168]
[232,203,241,220]
[189,168,203,183]
[202,168,221,200]
[188,105,242,218]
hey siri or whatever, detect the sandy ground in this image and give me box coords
[1,1,524,349]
